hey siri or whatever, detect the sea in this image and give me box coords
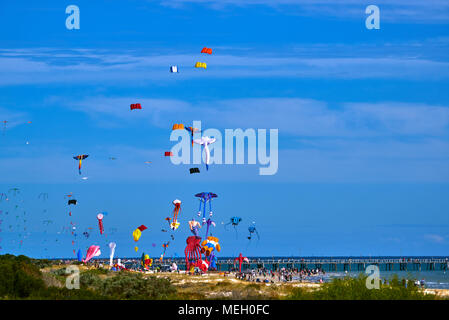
[307,271,449,289]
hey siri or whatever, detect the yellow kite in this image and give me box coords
[195,62,207,69]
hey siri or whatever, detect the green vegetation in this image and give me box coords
[287,275,437,300]
[0,254,103,299]
[96,272,176,299]
[0,254,177,300]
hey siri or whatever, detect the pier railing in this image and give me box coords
[145,257,449,272]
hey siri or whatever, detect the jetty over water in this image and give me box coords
[153,257,449,272]
[56,256,449,272]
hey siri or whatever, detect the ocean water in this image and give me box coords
[311,271,449,289]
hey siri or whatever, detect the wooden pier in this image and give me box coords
[149,257,449,272]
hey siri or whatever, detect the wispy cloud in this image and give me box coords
[159,0,449,23]
[0,107,29,129]
[424,234,446,243]
[37,96,449,183]
[1,46,449,86]
[49,95,449,138]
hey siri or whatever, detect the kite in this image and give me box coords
[132,226,147,242]
[2,121,7,136]
[68,199,77,205]
[134,246,138,252]
[109,242,116,266]
[195,192,217,223]
[195,259,209,272]
[77,249,83,262]
[170,199,181,230]
[172,123,184,130]
[234,253,249,273]
[193,136,216,170]
[203,217,216,238]
[137,225,147,232]
[133,229,141,242]
[144,161,152,164]
[141,253,153,270]
[164,151,173,157]
[208,253,218,270]
[38,193,48,201]
[97,213,104,235]
[130,103,142,110]
[185,126,201,147]
[201,47,213,54]
[83,245,101,263]
[109,157,117,160]
[73,155,88,175]
[160,241,170,261]
[170,66,178,73]
[248,222,260,240]
[189,168,200,174]
[201,236,221,257]
[195,62,207,69]
[188,218,201,237]
[82,231,90,238]
[224,216,242,238]
[184,236,202,270]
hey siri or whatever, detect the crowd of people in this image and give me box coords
[235,267,326,283]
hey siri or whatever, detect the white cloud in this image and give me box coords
[424,234,446,243]
[52,96,449,138]
[159,0,449,23]
[0,107,29,130]
[1,47,449,86]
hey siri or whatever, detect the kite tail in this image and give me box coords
[79,159,82,175]
[198,200,202,216]
[206,164,209,170]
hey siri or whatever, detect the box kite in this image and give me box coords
[201,47,212,54]
[195,62,207,69]
[130,103,142,110]
[172,123,184,130]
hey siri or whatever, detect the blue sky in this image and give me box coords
[0,0,448,258]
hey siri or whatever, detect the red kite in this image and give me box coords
[137,225,147,232]
[201,47,212,54]
[130,103,142,110]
